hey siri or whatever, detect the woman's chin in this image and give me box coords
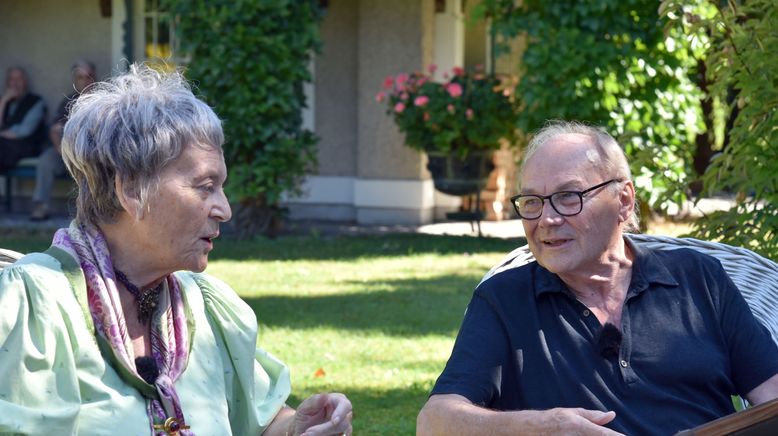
[182,256,209,273]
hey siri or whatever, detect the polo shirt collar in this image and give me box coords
[533,234,679,298]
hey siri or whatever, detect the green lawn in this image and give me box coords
[4,231,524,434]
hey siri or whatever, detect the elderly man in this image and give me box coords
[30,59,97,220]
[0,66,47,172]
[417,121,778,435]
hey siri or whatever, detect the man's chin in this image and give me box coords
[535,255,572,275]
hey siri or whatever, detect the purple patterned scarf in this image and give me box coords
[53,221,193,435]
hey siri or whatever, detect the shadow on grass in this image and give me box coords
[245,272,496,337]
[287,383,431,435]
[3,230,526,264]
[211,233,525,262]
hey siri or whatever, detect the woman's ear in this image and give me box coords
[114,175,144,220]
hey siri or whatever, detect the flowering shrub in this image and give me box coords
[377,66,519,158]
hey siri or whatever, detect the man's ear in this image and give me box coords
[618,180,636,223]
[114,175,144,220]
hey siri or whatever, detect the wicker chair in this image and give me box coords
[481,233,778,344]
[0,248,24,270]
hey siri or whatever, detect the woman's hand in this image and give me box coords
[288,393,353,436]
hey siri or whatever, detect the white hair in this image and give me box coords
[61,63,224,225]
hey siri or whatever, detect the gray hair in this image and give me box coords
[61,63,224,225]
[520,120,640,232]
[71,59,96,78]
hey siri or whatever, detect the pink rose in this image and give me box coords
[447,104,456,114]
[396,73,409,86]
[394,102,406,113]
[466,108,474,119]
[428,64,438,74]
[446,82,463,98]
[414,95,430,107]
[383,76,394,89]
[375,91,386,103]
[452,66,465,76]
[401,92,409,101]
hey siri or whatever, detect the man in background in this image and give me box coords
[0,66,47,173]
[30,59,96,220]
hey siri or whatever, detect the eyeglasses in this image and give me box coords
[511,179,620,220]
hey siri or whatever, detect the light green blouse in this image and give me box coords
[0,251,291,435]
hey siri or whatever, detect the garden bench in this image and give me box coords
[1,156,71,213]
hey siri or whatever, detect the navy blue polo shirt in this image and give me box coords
[431,239,778,435]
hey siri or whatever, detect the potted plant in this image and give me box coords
[377,65,519,196]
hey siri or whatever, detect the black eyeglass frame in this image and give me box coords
[511,179,621,220]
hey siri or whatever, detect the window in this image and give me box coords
[143,0,179,69]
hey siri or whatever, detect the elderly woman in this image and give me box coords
[0,65,352,435]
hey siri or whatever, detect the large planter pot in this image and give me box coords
[425,150,495,196]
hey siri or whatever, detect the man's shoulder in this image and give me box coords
[475,262,537,301]
[21,92,44,105]
[640,243,723,270]
[635,242,728,288]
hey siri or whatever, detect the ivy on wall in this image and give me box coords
[164,0,323,237]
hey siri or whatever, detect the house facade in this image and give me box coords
[0,0,519,224]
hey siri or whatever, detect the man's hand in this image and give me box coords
[288,393,353,436]
[537,407,621,435]
[1,88,19,104]
[418,394,624,436]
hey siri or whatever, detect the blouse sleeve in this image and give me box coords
[0,254,83,434]
[188,272,292,434]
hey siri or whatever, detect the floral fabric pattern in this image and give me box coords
[52,221,192,435]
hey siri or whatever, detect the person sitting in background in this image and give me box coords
[417,121,778,435]
[0,64,352,436]
[30,59,97,221]
[0,66,47,172]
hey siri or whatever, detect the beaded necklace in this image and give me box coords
[114,268,163,325]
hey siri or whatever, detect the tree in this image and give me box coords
[165,0,322,237]
[476,0,706,227]
[662,0,777,259]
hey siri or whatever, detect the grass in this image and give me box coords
[3,231,523,434]
[207,234,522,434]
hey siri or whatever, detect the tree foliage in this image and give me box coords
[477,0,705,224]
[662,0,777,259]
[164,0,322,237]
